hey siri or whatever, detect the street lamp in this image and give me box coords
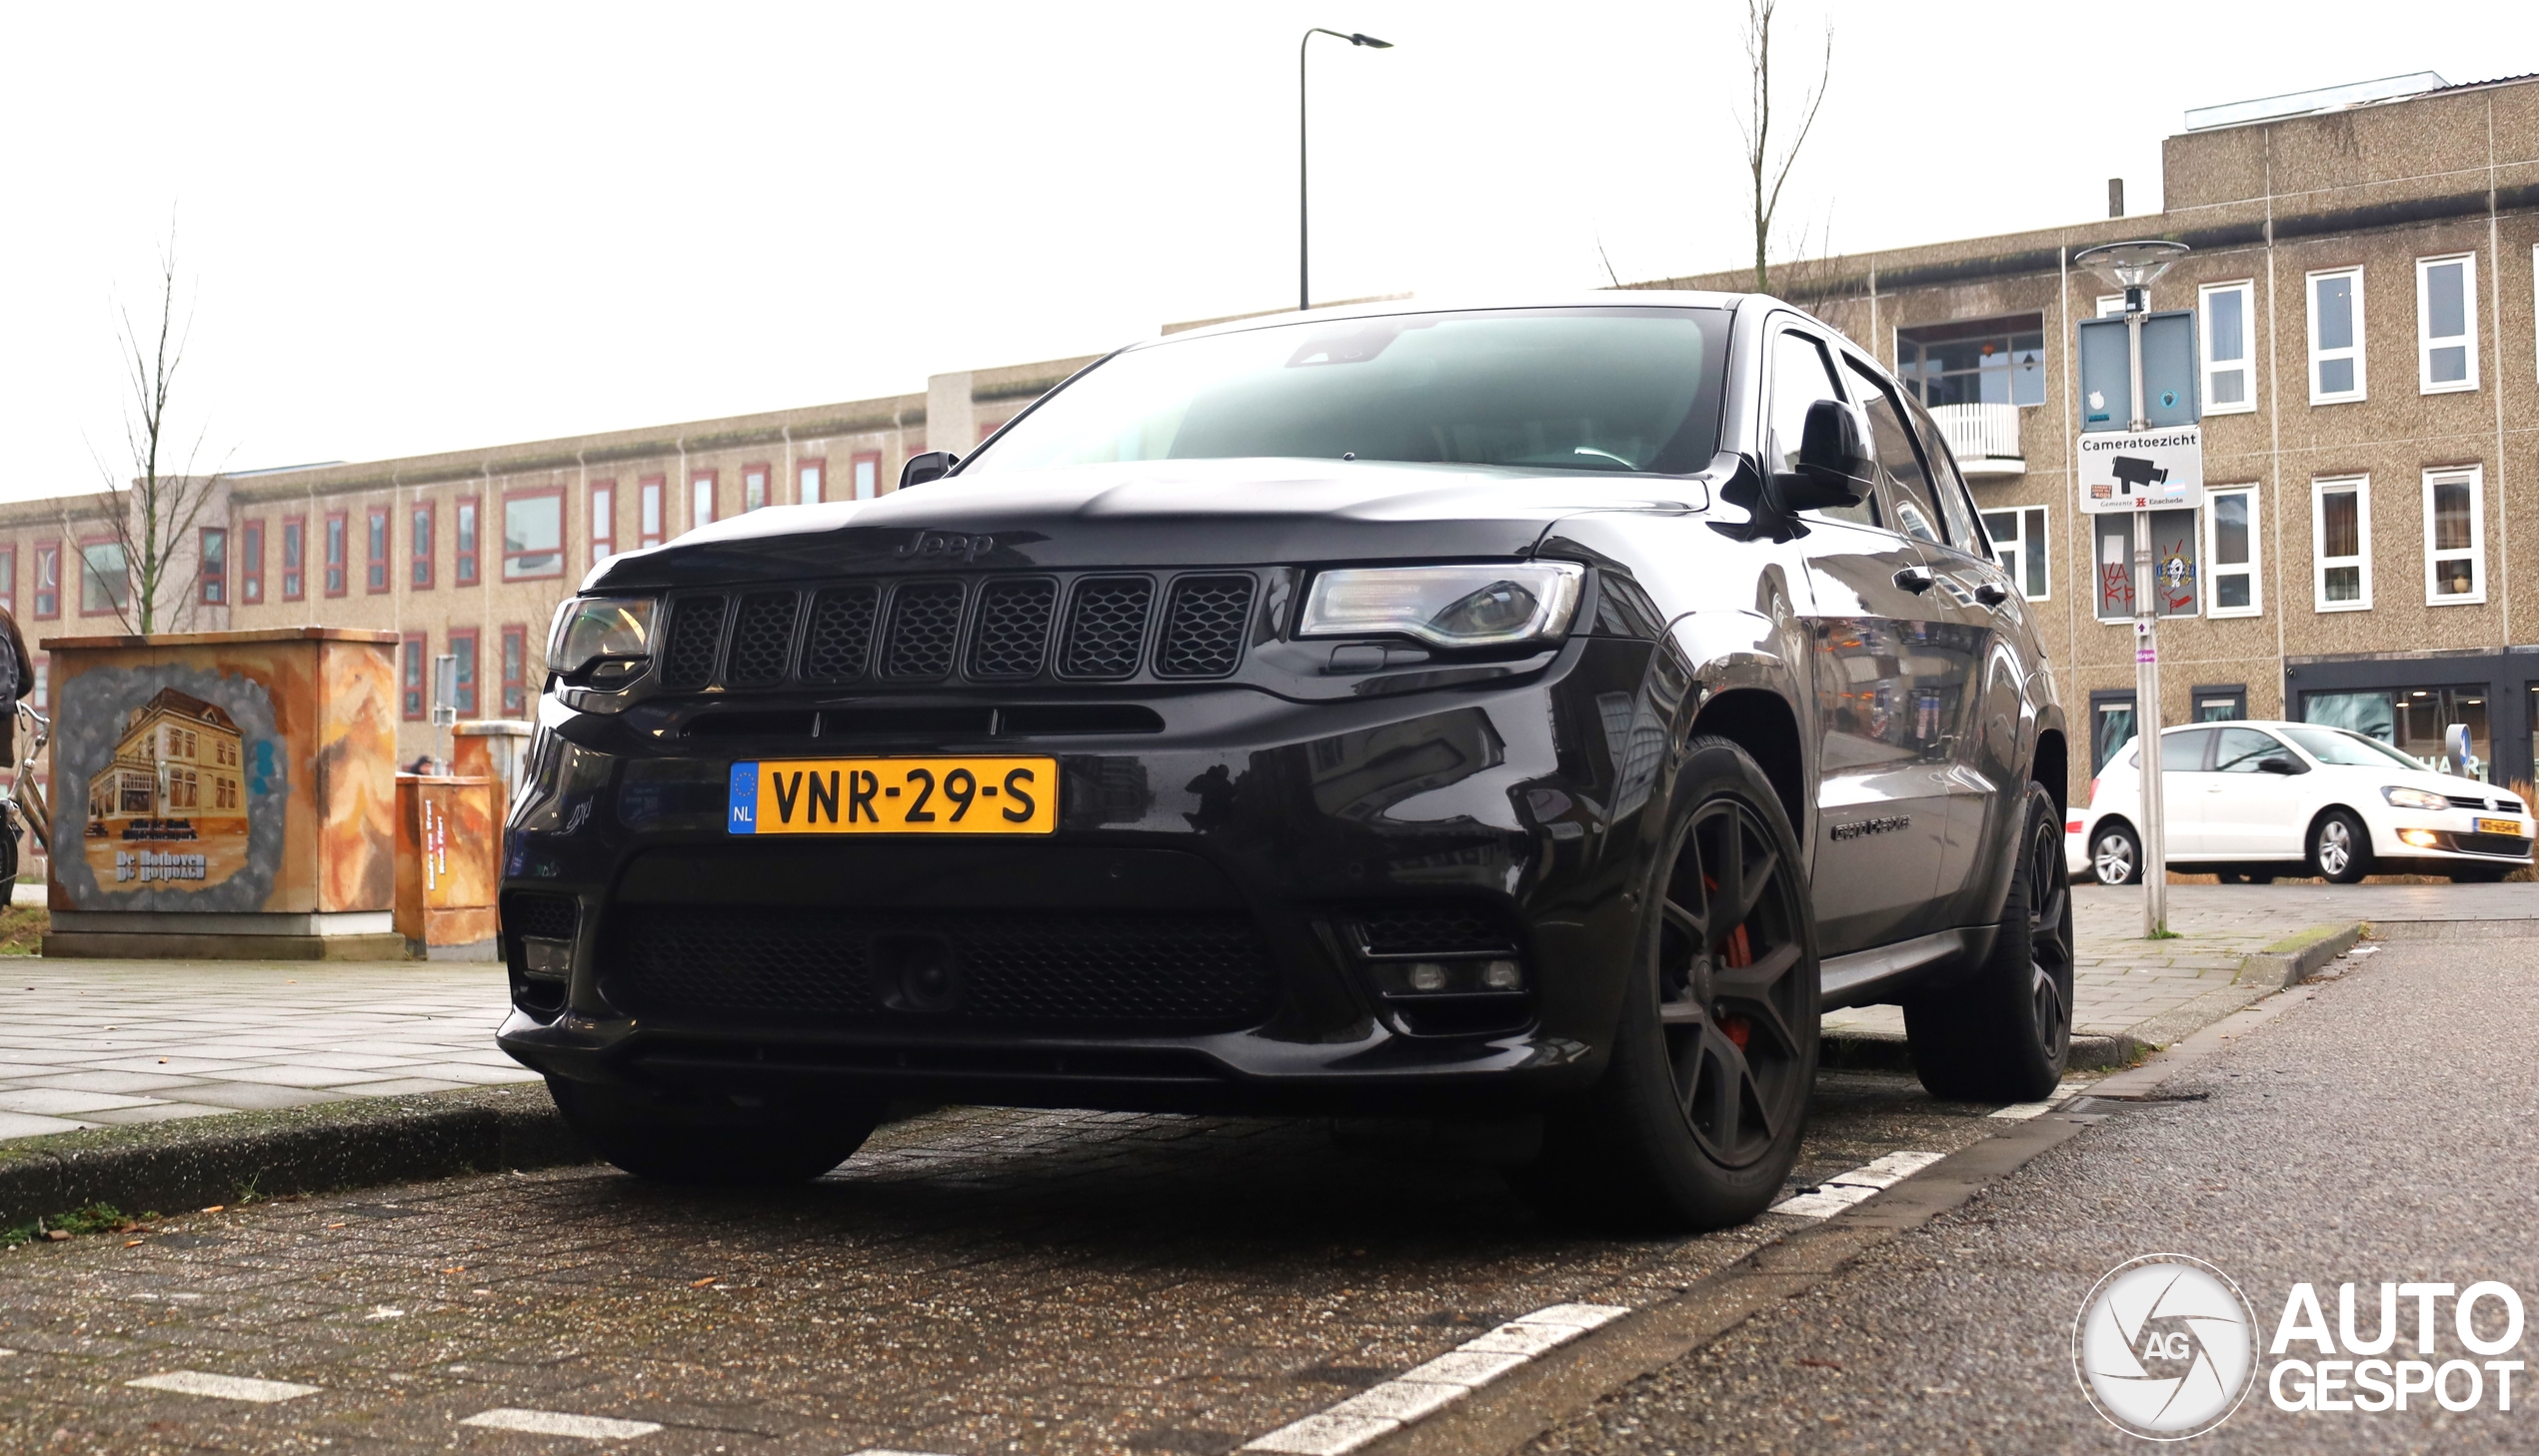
[2074,239,2189,937]
[1300,27,1391,313]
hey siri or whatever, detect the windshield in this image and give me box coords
[2281,726,2426,770]
[964,306,1730,479]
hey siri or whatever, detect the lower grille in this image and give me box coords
[1349,903,1520,955]
[501,891,580,942]
[601,906,1276,1031]
[2451,831,2534,857]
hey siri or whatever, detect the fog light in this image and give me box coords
[1479,959,1523,990]
[2399,827,2440,847]
[1407,962,1449,992]
[520,938,572,981]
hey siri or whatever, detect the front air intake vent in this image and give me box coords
[1156,575,1255,678]
[1062,577,1155,680]
[723,591,801,688]
[968,578,1058,679]
[660,596,729,691]
[884,582,966,680]
[802,586,880,683]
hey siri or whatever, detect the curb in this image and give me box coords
[1819,1030,2141,1075]
[2362,916,2539,941]
[2236,921,2365,987]
[0,1084,588,1230]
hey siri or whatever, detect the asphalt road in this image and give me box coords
[1529,935,2539,1453]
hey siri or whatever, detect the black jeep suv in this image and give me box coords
[497,294,2072,1230]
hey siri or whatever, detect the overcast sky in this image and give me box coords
[6,1,2535,502]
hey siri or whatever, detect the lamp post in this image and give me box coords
[2074,239,2191,937]
[1299,27,1391,313]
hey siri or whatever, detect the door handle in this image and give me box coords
[1893,567,1935,594]
[1974,582,2010,607]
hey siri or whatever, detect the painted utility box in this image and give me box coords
[394,773,500,959]
[451,720,534,810]
[40,628,403,959]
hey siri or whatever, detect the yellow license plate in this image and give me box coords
[728,757,1057,835]
[2478,816,2521,836]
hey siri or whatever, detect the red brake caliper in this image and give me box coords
[1701,870,1755,1050]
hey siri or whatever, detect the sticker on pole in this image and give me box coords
[2077,426,2204,513]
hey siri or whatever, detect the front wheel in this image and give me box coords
[1521,736,1818,1232]
[548,1078,887,1185]
[2089,819,2143,886]
[1904,783,2075,1103]
[2310,810,2372,884]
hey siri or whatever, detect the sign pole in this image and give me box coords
[2125,286,2168,937]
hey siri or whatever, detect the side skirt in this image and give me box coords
[1817,924,2000,1010]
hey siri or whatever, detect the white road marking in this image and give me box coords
[1769,1148,1946,1217]
[461,1408,663,1440]
[1243,1302,1630,1454]
[127,1370,321,1403]
[1988,1100,2054,1119]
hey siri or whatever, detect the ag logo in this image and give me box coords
[2074,1254,2257,1439]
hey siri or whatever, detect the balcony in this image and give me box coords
[1929,402,2024,480]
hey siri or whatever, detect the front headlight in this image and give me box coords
[2381,785,2450,811]
[547,596,656,685]
[1298,563,1584,649]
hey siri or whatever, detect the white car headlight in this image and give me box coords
[2380,785,2449,811]
[547,596,657,685]
[1298,564,1584,649]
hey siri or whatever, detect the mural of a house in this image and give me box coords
[87,688,248,842]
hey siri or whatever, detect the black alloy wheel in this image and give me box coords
[1521,736,1817,1231]
[1905,782,2075,1103]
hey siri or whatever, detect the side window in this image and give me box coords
[2161,727,2216,772]
[1769,330,1877,528]
[1842,359,1941,543]
[1901,391,1989,556]
[2213,727,2286,772]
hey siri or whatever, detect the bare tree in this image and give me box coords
[80,226,225,636]
[1738,0,1832,294]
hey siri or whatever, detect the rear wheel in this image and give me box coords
[1522,736,1817,1231]
[548,1078,887,1185]
[2310,810,2372,884]
[2089,819,2142,886]
[1904,783,2074,1103]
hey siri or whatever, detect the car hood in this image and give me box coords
[584,457,1710,589]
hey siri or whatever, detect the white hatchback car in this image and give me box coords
[2067,720,2534,885]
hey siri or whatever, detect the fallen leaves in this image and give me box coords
[690,1276,720,1288]
[199,1205,224,1214]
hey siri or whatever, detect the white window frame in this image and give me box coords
[2203,484,2262,618]
[2198,281,2257,415]
[2311,474,2372,612]
[1980,505,2051,601]
[2414,252,2479,394]
[2095,294,2127,318]
[2306,267,2367,405]
[2422,465,2486,606]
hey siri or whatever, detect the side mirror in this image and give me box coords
[1769,399,1877,513]
[2258,755,2305,775]
[899,451,960,490]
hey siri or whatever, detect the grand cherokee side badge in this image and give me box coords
[1830,814,1911,841]
[896,530,996,563]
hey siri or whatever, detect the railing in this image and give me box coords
[1929,402,2023,478]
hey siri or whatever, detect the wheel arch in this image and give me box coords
[1686,687,1805,838]
[2031,728,2069,816]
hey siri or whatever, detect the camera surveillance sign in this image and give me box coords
[2078,426,2205,514]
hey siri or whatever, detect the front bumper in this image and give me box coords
[494,635,1663,1115]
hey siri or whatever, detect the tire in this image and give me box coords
[2309,809,2372,884]
[1903,783,2075,1103]
[548,1077,887,1186]
[1520,736,1819,1232]
[2088,819,2143,886]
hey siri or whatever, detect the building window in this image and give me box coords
[456,499,479,585]
[744,464,769,512]
[2416,253,2478,393]
[2193,686,2248,723]
[2090,691,2137,774]
[241,521,264,605]
[365,506,390,594]
[2095,295,2127,319]
[2204,485,2262,618]
[80,539,130,617]
[2312,475,2371,611]
[1893,315,2047,408]
[324,512,348,597]
[691,471,717,531]
[501,625,529,718]
[2093,510,2199,620]
[640,476,664,547]
[2305,687,2494,781]
[449,630,479,718]
[281,518,305,601]
[0,546,14,616]
[503,492,565,580]
[2307,268,2366,403]
[1980,506,2049,601]
[2199,281,2256,414]
[28,654,44,710]
[199,527,227,606]
[590,480,615,566]
[797,459,825,505]
[853,451,881,501]
[2423,466,2485,604]
[33,545,58,619]
[402,635,427,722]
[411,500,436,590]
